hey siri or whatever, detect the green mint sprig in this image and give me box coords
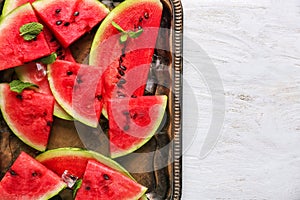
[9,80,38,93]
[112,21,143,43]
[37,53,57,64]
[19,22,43,41]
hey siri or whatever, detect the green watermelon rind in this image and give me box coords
[35,147,134,179]
[110,95,168,158]
[2,0,17,16]
[15,66,73,121]
[0,84,47,151]
[38,181,67,200]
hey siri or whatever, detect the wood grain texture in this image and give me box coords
[182,0,300,199]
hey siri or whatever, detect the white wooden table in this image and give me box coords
[181,0,300,199]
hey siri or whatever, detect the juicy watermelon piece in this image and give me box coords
[108,95,167,158]
[2,0,35,15]
[15,63,73,120]
[0,3,51,71]
[0,84,54,151]
[36,148,134,179]
[2,0,76,62]
[47,60,103,127]
[89,0,163,117]
[0,152,66,199]
[75,160,147,200]
[32,0,109,48]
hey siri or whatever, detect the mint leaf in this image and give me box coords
[72,179,83,198]
[120,33,128,43]
[112,21,125,33]
[20,22,43,41]
[9,80,38,93]
[128,29,143,39]
[37,53,57,64]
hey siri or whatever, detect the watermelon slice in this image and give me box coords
[47,60,103,127]
[0,152,66,199]
[36,148,135,179]
[2,0,35,16]
[0,3,51,71]
[75,160,147,200]
[108,95,167,158]
[32,0,109,48]
[0,83,54,151]
[89,0,163,117]
[15,63,73,120]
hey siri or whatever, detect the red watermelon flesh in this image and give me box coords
[90,0,163,117]
[42,25,76,62]
[2,0,35,15]
[0,152,66,200]
[0,3,51,71]
[0,84,54,151]
[32,0,109,48]
[75,160,147,200]
[15,63,73,120]
[48,60,103,127]
[108,95,167,158]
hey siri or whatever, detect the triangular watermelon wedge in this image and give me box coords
[0,84,54,151]
[32,0,109,48]
[0,152,66,199]
[47,60,103,127]
[15,63,73,121]
[0,3,51,71]
[108,95,167,158]
[75,160,147,200]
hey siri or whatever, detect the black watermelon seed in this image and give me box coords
[63,22,70,26]
[9,169,17,176]
[56,20,62,25]
[85,186,90,191]
[74,11,79,16]
[66,71,73,76]
[138,26,142,30]
[118,70,125,76]
[119,78,126,84]
[120,65,127,71]
[96,95,102,101]
[32,172,38,177]
[103,174,110,180]
[16,94,22,100]
[76,77,83,84]
[55,9,61,14]
[139,17,143,22]
[123,125,130,131]
[131,95,137,98]
[144,12,149,19]
[131,113,137,119]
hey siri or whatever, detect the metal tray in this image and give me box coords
[0,0,183,199]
